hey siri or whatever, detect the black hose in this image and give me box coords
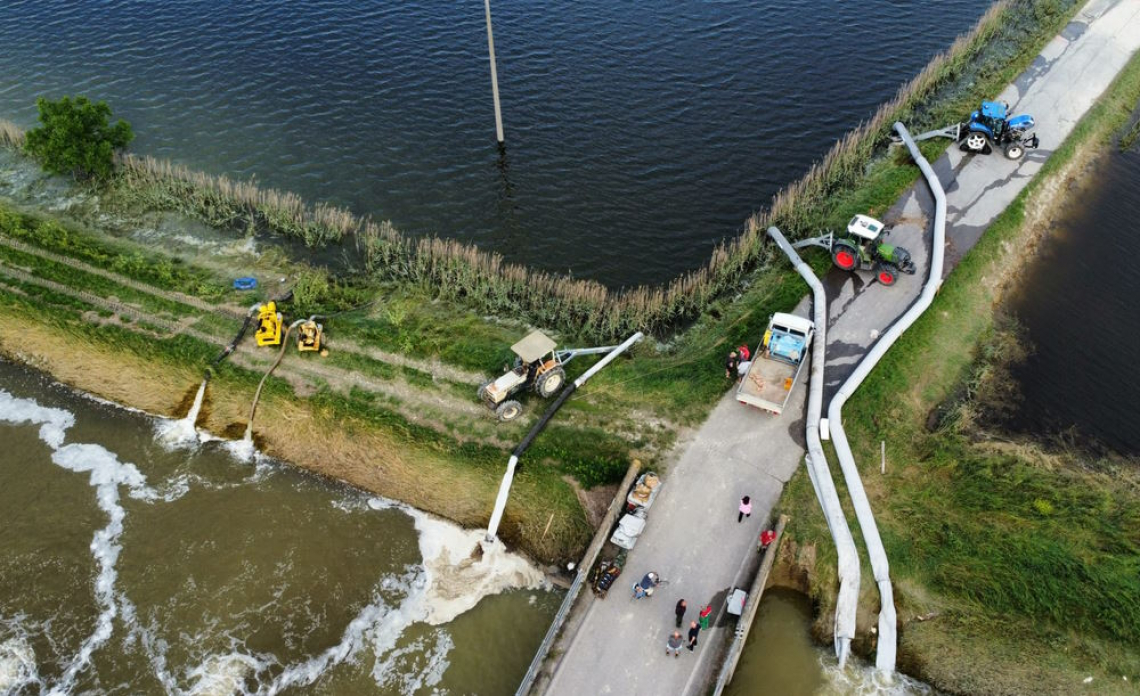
[512,382,578,460]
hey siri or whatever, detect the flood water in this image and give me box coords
[0,0,993,285]
[1003,145,1140,454]
[0,359,557,695]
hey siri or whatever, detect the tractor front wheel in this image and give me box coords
[963,132,989,153]
[496,400,523,422]
[535,366,566,398]
[875,263,899,287]
[477,380,494,403]
[1004,143,1025,160]
[832,242,859,271]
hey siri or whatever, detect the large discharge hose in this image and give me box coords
[825,122,948,674]
[767,226,860,667]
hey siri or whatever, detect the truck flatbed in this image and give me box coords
[736,312,814,415]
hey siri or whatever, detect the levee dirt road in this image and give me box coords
[540,2,1140,694]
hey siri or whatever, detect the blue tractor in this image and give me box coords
[959,101,1039,160]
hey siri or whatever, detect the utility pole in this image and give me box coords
[484,0,505,144]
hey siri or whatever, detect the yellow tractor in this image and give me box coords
[254,302,283,347]
[296,319,323,352]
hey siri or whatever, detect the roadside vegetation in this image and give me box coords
[777,45,1140,695]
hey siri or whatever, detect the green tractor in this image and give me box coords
[795,214,917,286]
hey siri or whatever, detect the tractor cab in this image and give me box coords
[847,214,885,245]
[255,301,283,347]
[296,319,323,352]
[969,101,1008,138]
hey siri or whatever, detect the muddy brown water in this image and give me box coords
[725,589,936,695]
[0,359,557,695]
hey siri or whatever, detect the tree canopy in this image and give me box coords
[24,96,133,180]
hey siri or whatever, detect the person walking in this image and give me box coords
[674,599,687,628]
[686,620,701,651]
[698,604,713,630]
[738,495,752,523]
[666,631,684,658]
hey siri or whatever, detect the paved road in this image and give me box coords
[543,2,1140,694]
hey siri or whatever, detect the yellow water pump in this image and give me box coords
[255,302,283,347]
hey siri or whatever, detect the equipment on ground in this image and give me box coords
[477,330,621,422]
[233,276,258,291]
[296,319,323,352]
[254,302,283,347]
[736,313,815,414]
[793,215,916,286]
[631,572,661,600]
[892,100,1040,160]
[590,551,626,599]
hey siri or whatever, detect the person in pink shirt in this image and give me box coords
[738,495,752,523]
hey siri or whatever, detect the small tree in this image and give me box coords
[24,96,133,180]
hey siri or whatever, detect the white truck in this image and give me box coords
[735,312,814,415]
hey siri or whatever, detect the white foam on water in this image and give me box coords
[369,629,453,696]
[0,389,75,448]
[0,636,38,694]
[407,507,546,626]
[0,389,162,695]
[186,653,263,696]
[156,380,208,448]
[224,434,256,464]
[818,655,933,696]
[45,443,158,696]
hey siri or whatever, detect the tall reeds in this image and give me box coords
[3,0,1039,339]
[0,120,25,150]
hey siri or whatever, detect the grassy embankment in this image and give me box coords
[0,0,1083,564]
[776,45,1140,695]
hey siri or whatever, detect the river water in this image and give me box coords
[0,359,558,695]
[1002,144,1140,454]
[0,0,993,285]
[726,589,934,696]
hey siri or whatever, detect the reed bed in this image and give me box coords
[0,120,25,150]
[5,0,1059,340]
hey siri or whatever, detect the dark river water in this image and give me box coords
[0,0,993,285]
[1003,145,1140,455]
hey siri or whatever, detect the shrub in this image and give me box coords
[25,96,133,180]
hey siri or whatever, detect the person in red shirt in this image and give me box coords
[737,344,751,361]
[759,529,777,552]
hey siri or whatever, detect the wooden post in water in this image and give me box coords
[484,0,505,144]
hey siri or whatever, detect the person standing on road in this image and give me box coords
[674,599,687,628]
[699,604,713,630]
[687,620,701,651]
[666,631,684,658]
[738,495,752,523]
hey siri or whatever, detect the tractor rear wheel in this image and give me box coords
[1004,143,1025,160]
[832,242,859,271]
[875,263,899,286]
[535,366,566,398]
[962,132,989,153]
[496,400,523,422]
